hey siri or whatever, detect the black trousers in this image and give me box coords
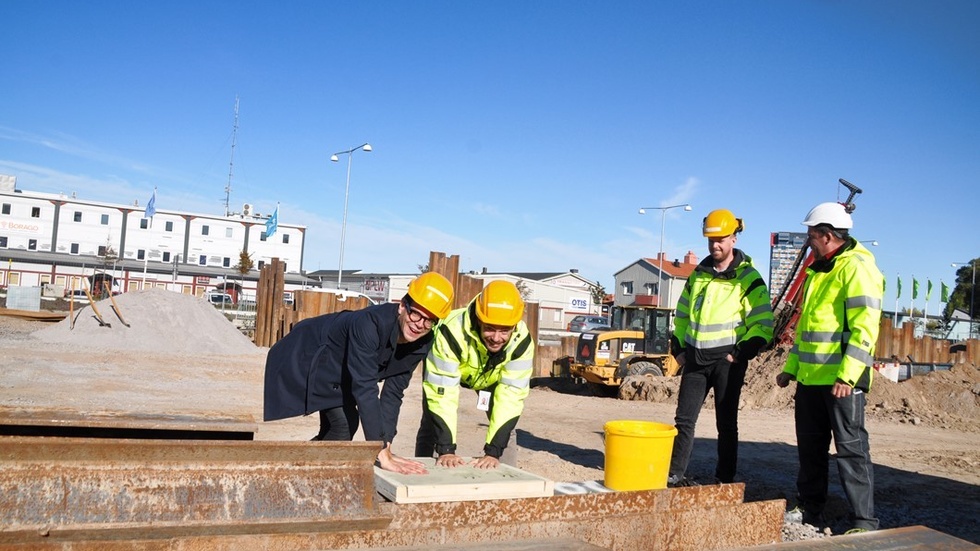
[312,403,359,441]
[668,356,746,483]
[794,384,878,531]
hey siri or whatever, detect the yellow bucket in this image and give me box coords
[603,420,678,491]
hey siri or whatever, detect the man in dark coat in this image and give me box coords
[264,272,454,474]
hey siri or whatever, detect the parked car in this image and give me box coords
[567,315,610,333]
[207,293,234,305]
[65,289,90,302]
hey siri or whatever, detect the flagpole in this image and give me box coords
[895,273,900,329]
[909,274,914,330]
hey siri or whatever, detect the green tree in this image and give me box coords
[947,258,978,324]
[590,283,606,310]
[515,279,531,301]
[234,249,254,303]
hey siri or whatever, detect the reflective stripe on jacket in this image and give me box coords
[672,249,774,365]
[421,301,534,456]
[783,239,883,389]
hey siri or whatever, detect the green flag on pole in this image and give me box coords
[941,281,950,303]
[913,278,919,300]
[896,275,902,299]
[926,280,933,301]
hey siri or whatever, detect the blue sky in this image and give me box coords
[2,1,977,312]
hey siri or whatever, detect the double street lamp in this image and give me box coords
[638,203,692,305]
[330,143,372,288]
[951,261,976,340]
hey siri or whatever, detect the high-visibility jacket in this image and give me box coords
[421,301,535,458]
[783,239,883,390]
[672,249,774,365]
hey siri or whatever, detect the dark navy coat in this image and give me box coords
[263,302,432,443]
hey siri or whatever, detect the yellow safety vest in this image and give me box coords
[673,251,774,363]
[783,240,883,389]
[422,302,535,457]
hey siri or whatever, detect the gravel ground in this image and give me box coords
[2,291,978,545]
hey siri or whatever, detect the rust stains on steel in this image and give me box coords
[0,438,386,544]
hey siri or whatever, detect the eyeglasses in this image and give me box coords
[406,308,437,329]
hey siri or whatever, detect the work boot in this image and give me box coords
[667,474,698,488]
[785,505,824,527]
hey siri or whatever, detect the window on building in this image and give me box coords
[0,236,6,248]
[223,257,231,268]
[164,221,173,232]
[40,274,52,285]
[162,251,171,262]
[28,239,38,250]
[622,281,633,295]
[260,231,267,242]
[1,203,10,215]
[225,227,233,238]
[31,207,40,218]
[70,243,80,254]
[283,234,290,244]
[136,249,145,260]
[101,214,109,225]
[201,225,209,236]
[98,245,107,256]
[257,260,265,270]
[140,219,149,229]
[73,211,82,222]
[644,282,657,295]
[199,255,207,265]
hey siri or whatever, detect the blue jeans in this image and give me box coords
[794,384,878,531]
[668,356,746,483]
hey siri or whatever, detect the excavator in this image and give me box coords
[558,178,864,396]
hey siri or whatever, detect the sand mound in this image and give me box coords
[32,288,261,356]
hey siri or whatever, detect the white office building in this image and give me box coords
[0,174,310,299]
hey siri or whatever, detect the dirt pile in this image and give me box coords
[619,345,979,433]
[31,288,261,356]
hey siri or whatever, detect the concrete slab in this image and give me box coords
[374,457,555,503]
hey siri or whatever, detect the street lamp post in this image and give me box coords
[638,203,692,306]
[951,261,977,340]
[330,143,372,289]
[861,240,879,247]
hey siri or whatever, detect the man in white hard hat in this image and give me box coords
[776,202,883,534]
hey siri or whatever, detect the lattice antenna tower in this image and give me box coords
[224,96,240,217]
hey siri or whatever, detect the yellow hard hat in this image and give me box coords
[407,272,455,320]
[475,280,525,327]
[702,209,744,237]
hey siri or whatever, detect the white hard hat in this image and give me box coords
[802,202,853,229]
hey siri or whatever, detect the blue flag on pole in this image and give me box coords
[266,203,279,238]
[144,188,157,218]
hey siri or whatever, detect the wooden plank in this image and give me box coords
[0,308,67,322]
[374,457,555,504]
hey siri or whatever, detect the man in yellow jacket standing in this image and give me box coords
[415,280,534,469]
[668,208,774,487]
[777,202,883,534]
